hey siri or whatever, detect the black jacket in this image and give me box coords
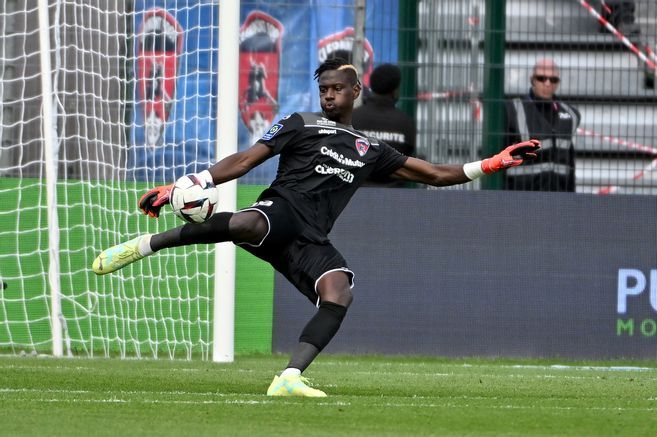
[504,90,581,192]
[352,94,416,187]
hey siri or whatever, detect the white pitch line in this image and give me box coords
[3,365,656,382]
[0,387,247,397]
[343,371,614,380]
[3,388,656,406]
[0,363,261,373]
[549,365,656,372]
[318,361,657,372]
[6,396,657,411]
[4,361,656,373]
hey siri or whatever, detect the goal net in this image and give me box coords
[0,0,221,359]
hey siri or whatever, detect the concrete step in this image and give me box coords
[418,48,656,100]
[415,101,656,156]
[506,49,653,98]
[574,103,657,154]
[420,0,654,47]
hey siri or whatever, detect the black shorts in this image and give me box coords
[237,194,355,306]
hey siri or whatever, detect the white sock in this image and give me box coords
[138,234,154,256]
[280,368,301,377]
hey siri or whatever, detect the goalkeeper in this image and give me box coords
[93,57,539,397]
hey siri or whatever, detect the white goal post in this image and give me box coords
[0,0,238,361]
[214,0,239,363]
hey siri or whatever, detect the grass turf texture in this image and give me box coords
[1,355,656,436]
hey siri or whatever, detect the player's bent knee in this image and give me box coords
[331,289,353,308]
[229,211,268,245]
[317,271,353,307]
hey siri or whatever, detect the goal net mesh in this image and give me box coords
[0,0,219,359]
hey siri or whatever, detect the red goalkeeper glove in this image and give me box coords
[138,184,173,218]
[481,139,541,174]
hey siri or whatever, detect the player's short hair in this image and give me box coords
[369,64,401,95]
[314,57,360,86]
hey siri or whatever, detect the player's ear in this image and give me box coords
[352,82,362,100]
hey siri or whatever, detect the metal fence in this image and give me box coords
[1,0,656,193]
[418,0,657,194]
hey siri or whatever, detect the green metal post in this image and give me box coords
[482,0,506,189]
[398,0,417,119]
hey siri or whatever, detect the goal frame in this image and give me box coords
[33,0,240,362]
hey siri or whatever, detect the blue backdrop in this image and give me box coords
[130,0,399,184]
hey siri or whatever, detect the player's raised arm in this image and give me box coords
[391,139,540,187]
[206,142,274,184]
[138,142,275,218]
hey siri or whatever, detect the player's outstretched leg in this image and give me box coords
[92,234,153,275]
[92,210,268,275]
[266,374,327,397]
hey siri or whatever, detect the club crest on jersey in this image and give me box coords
[355,138,370,157]
[261,123,283,140]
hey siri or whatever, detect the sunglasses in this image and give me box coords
[533,75,560,84]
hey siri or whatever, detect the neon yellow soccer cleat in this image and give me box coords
[266,375,327,397]
[92,235,151,275]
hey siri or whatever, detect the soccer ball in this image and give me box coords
[169,174,218,223]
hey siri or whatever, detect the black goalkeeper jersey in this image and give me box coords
[258,111,408,241]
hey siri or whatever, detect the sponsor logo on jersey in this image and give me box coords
[315,163,355,183]
[320,146,364,167]
[261,123,283,141]
[316,118,336,127]
[355,138,370,157]
[558,112,572,120]
[318,128,337,135]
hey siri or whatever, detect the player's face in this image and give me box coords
[318,70,361,124]
[531,65,560,100]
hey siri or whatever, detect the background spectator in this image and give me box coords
[503,59,581,192]
[352,63,416,188]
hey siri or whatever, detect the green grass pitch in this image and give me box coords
[1,355,656,436]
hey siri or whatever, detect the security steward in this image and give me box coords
[352,63,416,187]
[504,59,581,192]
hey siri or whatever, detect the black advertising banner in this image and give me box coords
[273,189,657,359]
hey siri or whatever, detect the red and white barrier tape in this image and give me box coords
[578,126,657,194]
[577,127,657,155]
[417,88,482,122]
[642,43,657,66]
[597,157,657,194]
[598,0,612,15]
[576,0,656,70]
[416,90,471,101]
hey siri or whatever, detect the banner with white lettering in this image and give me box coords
[128,0,399,183]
